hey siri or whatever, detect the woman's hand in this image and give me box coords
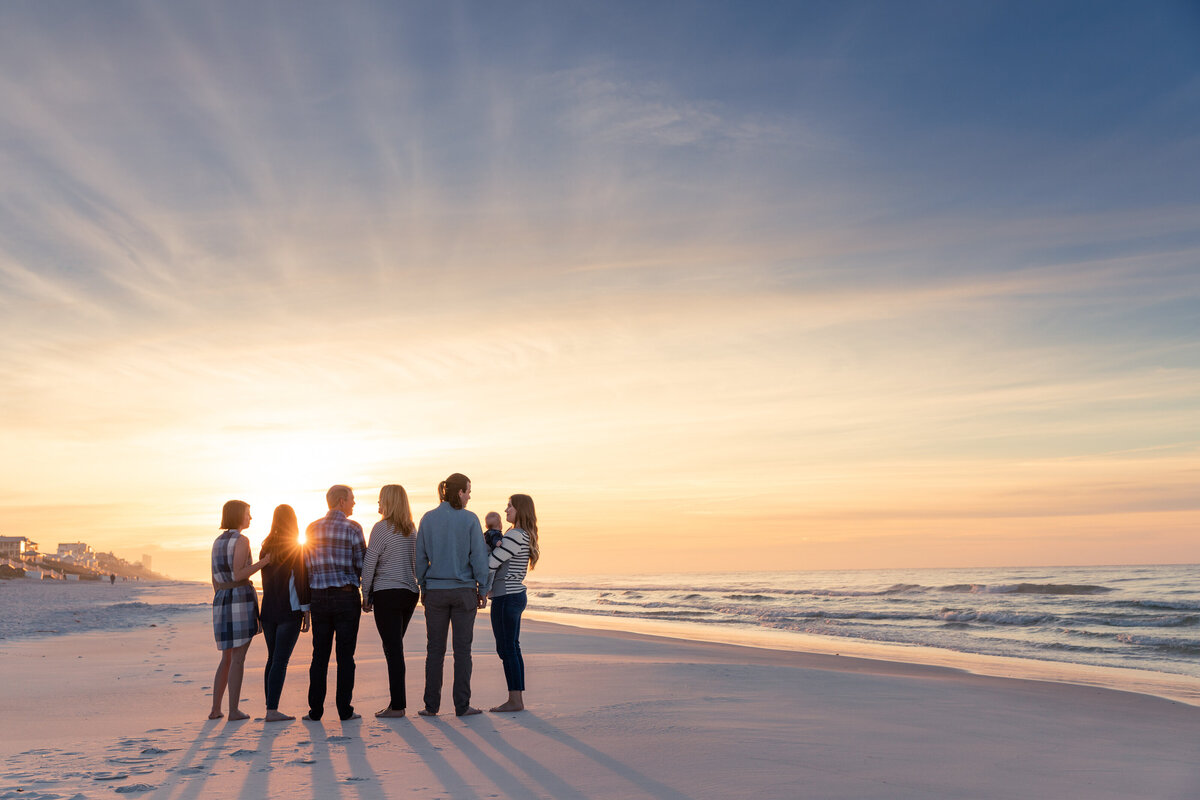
[362,600,373,613]
[301,611,310,633]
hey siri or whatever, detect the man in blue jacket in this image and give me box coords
[415,472,490,717]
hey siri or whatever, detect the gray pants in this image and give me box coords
[422,587,478,714]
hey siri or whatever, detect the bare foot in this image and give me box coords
[302,714,320,721]
[207,711,224,720]
[488,701,525,713]
[265,710,295,722]
[375,707,406,718]
[456,707,482,717]
[417,709,438,717]
[340,712,362,721]
[227,710,250,721]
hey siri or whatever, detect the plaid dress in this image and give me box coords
[212,529,260,650]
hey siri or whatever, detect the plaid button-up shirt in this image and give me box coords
[304,510,366,590]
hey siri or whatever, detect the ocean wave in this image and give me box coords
[940,583,1113,595]
[938,609,1053,625]
[1067,614,1200,629]
[1029,641,1110,653]
[1116,599,1200,612]
[1115,633,1200,654]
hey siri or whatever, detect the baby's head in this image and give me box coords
[485,511,502,530]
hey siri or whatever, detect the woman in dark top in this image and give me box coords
[259,504,310,722]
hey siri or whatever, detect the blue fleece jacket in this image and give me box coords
[415,502,491,594]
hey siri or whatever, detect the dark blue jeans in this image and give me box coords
[308,587,362,720]
[262,613,302,710]
[490,591,527,692]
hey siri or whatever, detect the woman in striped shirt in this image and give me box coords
[487,493,540,713]
[361,484,419,718]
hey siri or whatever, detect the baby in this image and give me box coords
[484,511,504,551]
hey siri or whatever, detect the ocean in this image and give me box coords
[3,564,1197,683]
[0,579,205,641]
[526,564,1200,680]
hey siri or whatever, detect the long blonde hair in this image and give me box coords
[508,493,539,570]
[379,484,415,536]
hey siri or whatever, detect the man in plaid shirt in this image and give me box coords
[303,484,366,721]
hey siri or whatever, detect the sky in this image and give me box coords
[1,1,1197,581]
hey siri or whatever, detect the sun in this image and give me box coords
[222,431,372,550]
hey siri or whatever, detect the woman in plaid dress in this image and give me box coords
[209,500,271,721]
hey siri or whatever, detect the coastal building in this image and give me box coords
[0,536,37,560]
[56,542,100,570]
[57,542,93,559]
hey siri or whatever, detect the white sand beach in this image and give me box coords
[2,588,1199,800]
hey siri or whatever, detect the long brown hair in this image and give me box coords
[260,504,300,559]
[379,484,415,536]
[438,473,470,510]
[508,493,539,570]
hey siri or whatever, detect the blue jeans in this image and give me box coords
[308,587,362,720]
[490,591,527,692]
[262,613,302,710]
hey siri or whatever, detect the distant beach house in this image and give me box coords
[57,542,101,570]
[0,536,37,560]
[57,542,92,559]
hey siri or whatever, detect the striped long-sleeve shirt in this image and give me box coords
[488,528,530,598]
[361,520,418,600]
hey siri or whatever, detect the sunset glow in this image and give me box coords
[1,2,1196,581]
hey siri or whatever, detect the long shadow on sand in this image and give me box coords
[386,718,484,800]
[424,715,557,799]
[235,718,286,800]
[508,713,692,800]
[150,718,227,800]
[468,716,589,799]
[338,720,386,800]
[299,718,348,800]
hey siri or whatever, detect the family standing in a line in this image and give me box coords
[207,472,539,722]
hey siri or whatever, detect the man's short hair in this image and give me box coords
[326,485,353,509]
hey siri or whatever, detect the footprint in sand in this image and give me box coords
[91,771,130,780]
[173,765,209,775]
[115,783,158,793]
[229,749,259,758]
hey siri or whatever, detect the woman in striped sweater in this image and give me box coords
[361,484,419,718]
[487,493,540,713]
